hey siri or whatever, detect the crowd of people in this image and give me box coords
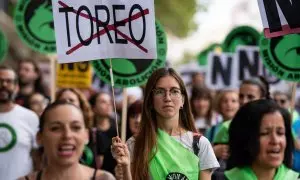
[1,61,300,180]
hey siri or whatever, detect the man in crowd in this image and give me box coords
[16,59,48,106]
[0,65,39,180]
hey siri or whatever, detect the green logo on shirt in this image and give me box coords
[0,123,17,152]
[166,172,189,180]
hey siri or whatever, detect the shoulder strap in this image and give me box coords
[91,128,99,169]
[36,171,42,180]
[192,133,201,156]
[92,169,97,180]
[209,125,216,142]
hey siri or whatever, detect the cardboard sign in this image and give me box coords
[257,0,300,38]
[92,21,166,88]
[52,0,156,63]
[205,52,238,90]
[56,62,92,88]
[205,46,284,90]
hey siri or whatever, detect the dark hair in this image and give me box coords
[126,100,143,139]
[227,99,294,169]
[39,101,85,132]
[89,92,107,108]
[240,76,270,99]
[132,67,196,179]
[19,60,48,96]
[0,65,18,83]
[190,86,213,126]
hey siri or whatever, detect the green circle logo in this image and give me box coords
[197,43,221,66]
[223,26,260,53]
[14,0,56,54]
[92,21,167,88]
[0,29,8,63]
[260,34,300,82]
[0,123,17,152]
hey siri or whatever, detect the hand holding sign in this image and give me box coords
[52,0,156,63]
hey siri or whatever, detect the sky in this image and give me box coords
[167,0,263,64]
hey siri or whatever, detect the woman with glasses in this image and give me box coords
[111,68,219,180]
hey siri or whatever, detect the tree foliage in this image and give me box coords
[155,0,199,38]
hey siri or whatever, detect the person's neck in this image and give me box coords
[43,163,84,180]
[0,102,15,113]
[222,115,232,121]
[20,84,34,95]
[157,115,182,136]
[96,116,111,131]
[251,164,276,180]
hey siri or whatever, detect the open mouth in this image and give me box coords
[58,145,76,156]
[266,149,281,157]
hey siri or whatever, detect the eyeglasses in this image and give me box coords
[152,88,182,99]
[0,78,16,85]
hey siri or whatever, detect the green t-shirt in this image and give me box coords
[213,120,231,144]
[225,165,299,180]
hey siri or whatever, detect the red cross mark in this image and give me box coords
[58,1,150,55]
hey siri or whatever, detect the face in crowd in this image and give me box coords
[127,100,143,137]
[193,97,210,118]
[28,92,49,116]
[38,103,88,166]
[273,92,290,110]
[18,61,38,86]
[93,93,113,118]
[239,83,262,106]
[152,75,184,121]
[228,100,293,171]
[57,89,81,107]
[254,111,286,169]
[217,91,239,121]
[0,68,18,103]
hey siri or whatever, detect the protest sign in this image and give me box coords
[257,0,300,38]
[52,0,156,63]
[56,62,92,88]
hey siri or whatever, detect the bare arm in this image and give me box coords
[200,169,212,180]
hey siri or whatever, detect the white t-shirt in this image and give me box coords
[127,131,220,172]
[0,105,39,180]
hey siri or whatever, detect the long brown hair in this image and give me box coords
[56,88,94,128]
[190,86,213,126]
[132,68,197,179]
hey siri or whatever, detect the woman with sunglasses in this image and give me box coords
[112,68,219,180]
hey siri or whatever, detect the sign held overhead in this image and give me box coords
[257,0,300,38]
[52,0,156,63]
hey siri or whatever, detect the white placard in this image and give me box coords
[52,0,156,63]
[257,0,300,38]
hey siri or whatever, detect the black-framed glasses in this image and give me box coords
[152,88,182,99]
